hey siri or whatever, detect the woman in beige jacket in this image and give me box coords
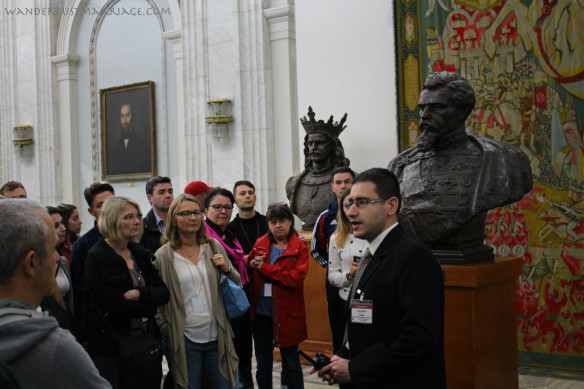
[154,194,239,389]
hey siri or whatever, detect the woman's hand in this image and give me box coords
[123,289,141,301]
[211,254,230,273]
[251,255,265,270]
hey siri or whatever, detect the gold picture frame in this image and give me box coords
[100,81,156,180]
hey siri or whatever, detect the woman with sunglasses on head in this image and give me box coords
[85,196,169,389]
[247,203,309,389]
[326,189,368,353]
[203,187,253,389]
[57,203,83,268]
[154,194,240,389]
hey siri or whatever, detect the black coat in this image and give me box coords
[85,239,169,356]
[140,209,163,255]
[345,225,446,389]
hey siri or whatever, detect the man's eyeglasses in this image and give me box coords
[209,204,233,212]
[177,210,203,217]
[122,213,143,221]
[344,198,388,211]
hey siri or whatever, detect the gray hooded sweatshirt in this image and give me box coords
[0,298,111,389]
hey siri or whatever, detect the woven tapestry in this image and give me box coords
[395,0,584,370]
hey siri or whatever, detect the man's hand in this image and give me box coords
[309,355,351,385]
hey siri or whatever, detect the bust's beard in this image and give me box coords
[416,130,438,151]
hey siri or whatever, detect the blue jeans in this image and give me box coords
[184,338,231,389]
[252,314,304,389]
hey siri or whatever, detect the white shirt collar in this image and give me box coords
[368,222,399,255]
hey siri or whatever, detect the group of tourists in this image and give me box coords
[0,178,311,389]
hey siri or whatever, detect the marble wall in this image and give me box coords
[0,0,399,230]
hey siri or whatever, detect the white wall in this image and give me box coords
[295,0,398,174]
[73,0,178,229]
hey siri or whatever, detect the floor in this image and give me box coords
[162,358,584,389]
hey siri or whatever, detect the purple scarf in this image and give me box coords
[205,221,250,285]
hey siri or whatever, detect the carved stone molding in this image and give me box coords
[88,0,168,181]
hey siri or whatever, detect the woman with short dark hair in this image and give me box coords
[203,187,253,388]
[247,204,308,389]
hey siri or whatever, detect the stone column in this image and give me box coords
[51,54,81,203]
[264,2,299,203]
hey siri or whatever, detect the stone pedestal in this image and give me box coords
[442,257,521,389]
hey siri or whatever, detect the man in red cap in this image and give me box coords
[184,181,214,207]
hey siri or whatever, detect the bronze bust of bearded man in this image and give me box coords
[286,107,350,230]
[388,72,533,264]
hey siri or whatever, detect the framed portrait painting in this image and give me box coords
[100,81,156,180]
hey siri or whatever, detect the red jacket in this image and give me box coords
[247,233,309,348]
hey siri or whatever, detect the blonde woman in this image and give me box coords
[86,196,170,389]
[154,194,240,389]
[327,189,368,350]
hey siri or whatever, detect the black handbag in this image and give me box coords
[95,304,162,389]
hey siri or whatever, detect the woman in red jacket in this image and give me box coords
[247,203,309,389]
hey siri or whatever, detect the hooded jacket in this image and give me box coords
[0,298,111,389]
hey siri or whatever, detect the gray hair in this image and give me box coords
[0,199,53,285]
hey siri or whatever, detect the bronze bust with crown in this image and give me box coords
[286,106,351,230]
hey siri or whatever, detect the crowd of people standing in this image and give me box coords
[0,178,311,389]
[1,166,446,389]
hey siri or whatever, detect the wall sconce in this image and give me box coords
[206,99,233,143]
[13,125,34,151]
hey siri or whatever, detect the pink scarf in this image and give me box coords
[205,221,250,285]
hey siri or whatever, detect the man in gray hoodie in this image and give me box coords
[0,199,111,389]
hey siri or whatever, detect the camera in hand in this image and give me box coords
[298,349,331,370]
[353,255,362,263]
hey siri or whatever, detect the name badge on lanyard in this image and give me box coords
[350,298,373,324]
[264,283,272,297]
[192,296,204,313]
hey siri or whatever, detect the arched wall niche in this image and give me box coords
[53,0,181,223]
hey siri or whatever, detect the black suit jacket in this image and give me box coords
[345,224,446,389]
[107,132,151,175]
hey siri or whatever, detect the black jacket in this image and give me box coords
[85,239,169,356]
[140,209,163,255]
[344,225,446,389]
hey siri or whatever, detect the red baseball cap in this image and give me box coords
[184,181,214,196]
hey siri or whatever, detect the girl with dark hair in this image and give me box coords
[247,204,308,389]
[203,187,253,389]
[57,203,82,267]
[42,206,77,337]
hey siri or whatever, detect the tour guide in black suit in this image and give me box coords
[313,167,446,388]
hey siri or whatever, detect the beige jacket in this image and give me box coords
[154,239,240,389]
